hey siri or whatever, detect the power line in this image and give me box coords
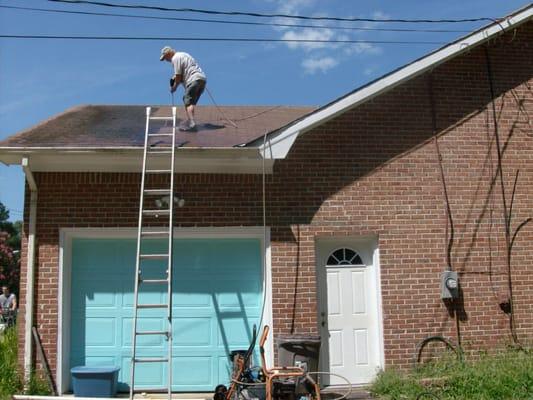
[46,0,496,24]
[7,208,23,215]
[0,34,446,44]
[0,5,471,34]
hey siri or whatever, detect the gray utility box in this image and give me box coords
[277,336,321,373]
[441,270,459,299]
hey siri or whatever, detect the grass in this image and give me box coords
[370,348,533,400]
[0,326,52,400]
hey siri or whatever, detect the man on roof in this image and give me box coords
[160,46,207,132]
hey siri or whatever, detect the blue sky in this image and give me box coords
[0,0,529,221]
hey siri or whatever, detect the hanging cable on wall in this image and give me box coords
[484,45,531,348]
[428,73,455,273]
[414,72,463,359]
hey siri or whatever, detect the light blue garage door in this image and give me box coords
[70,237,262,392]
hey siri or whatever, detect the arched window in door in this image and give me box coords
[326,248,364,266]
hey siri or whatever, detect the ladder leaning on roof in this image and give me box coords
[130,107,177,400]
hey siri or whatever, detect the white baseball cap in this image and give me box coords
[160,46,174,61]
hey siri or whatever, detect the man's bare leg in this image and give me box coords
[186,105,196,128]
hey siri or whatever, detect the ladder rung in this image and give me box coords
[137,304,168,309]
[132,388,169,393]
[148,148,172,153]
[140,279,168,284]
[144,189,171,195]
[139,253,169,260]
[145,169,172,174]
[148,133,174,137]
[141,230,169,237]
[143,209,170,216]
[133,357,169,363]
[149,116,175,121]
[136,330,169,336]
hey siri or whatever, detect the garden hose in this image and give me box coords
[413,335,463,367]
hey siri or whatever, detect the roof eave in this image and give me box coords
[0,147,273,174]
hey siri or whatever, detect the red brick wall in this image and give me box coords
[18,22,533,377]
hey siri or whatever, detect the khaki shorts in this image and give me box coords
[183,79,206,106]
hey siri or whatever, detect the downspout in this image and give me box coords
[21,157,37,382]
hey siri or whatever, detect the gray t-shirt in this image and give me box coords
[171,52,206,87]
[0,293,16,310]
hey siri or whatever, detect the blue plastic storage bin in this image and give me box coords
[71,366,120,397]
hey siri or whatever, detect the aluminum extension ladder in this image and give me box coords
[130,106,177,399]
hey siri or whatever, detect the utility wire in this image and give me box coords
[46,0,496,24]
[7,208,23,215]
[0,5,472,34]
[0,35,446,44]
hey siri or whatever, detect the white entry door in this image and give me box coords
[316,238,382,385]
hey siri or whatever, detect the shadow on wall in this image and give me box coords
[267,32,532,341]
[269,38,532,231]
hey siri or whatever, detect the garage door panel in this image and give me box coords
[217,318,257,348]
[173,357,212,386]
[123,358,165,387]
[137,269,168,282]
[216,290,261,308]
[137,290,167,305]
[73,240,120,269]
[172,317,212,346]
[71,317,119,349]
[72,282,119,309]
[123,318,167,347]
[172,287,212,307]
[71,237,262,392]
[85,356,117,365]
[85,318,117,346]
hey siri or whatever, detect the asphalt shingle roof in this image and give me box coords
[0,105,316,148]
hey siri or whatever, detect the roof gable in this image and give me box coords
[255,5,533,159]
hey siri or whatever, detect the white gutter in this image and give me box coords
[0,147,273,174]
[21,157,37,383]
[259,5,533,159]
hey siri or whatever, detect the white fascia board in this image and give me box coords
[0,147,274,174]
[260,7,533,159]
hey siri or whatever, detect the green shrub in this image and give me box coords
[370,349,533,399]
[0,326,52,399]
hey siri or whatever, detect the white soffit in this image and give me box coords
[0,148,273,174]
[259,6,533,159]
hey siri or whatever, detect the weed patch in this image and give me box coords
[0,326,51,400]
[370,349,533,399]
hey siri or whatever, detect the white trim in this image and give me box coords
[21,158,37,384]
[0,149,274,174]
[373,246,385,370]
[57,226,273,394]
[315,235,383,385]
[260,6,533,159]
